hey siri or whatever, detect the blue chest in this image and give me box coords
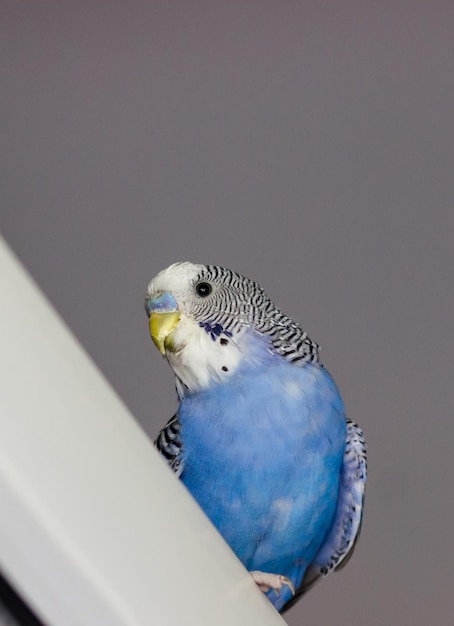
[178,361,345,574]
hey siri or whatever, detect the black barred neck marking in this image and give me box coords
[192,265,321,366]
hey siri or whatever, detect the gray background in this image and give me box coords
[1,2,453,625]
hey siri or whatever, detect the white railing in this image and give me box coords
[0,236,285,626]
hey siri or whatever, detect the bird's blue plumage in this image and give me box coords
[177,337,345,610]
[147,262,367,613]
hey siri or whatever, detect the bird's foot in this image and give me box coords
[251,571,295,596]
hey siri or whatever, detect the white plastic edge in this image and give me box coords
[0,236,286,626]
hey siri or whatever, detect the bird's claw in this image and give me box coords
[251,571,296,596]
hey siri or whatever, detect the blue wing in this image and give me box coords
[282,418,367,611]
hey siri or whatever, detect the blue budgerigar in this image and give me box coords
[145,262,367,612]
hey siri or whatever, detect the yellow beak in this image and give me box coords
[149,311,181,355]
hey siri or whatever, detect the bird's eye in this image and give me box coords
[195,282,212,297]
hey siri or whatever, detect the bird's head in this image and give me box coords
[145,262,319,394]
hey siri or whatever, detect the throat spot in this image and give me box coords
[167,321,242,392]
